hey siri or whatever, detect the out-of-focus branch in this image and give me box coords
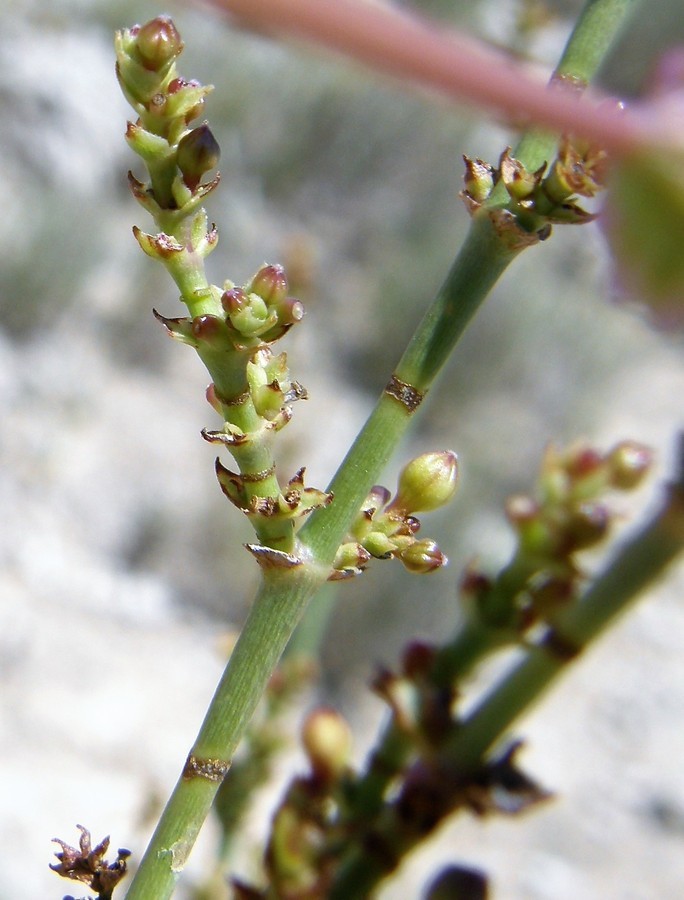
[204,0,651,155]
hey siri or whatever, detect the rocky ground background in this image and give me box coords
[1,1,684,897]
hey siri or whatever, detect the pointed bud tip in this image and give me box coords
[392,450,459,514]
[177,124,221,189]
[249,263,289,304]
[134,17,183,71]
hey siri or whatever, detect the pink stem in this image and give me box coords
[203,0,654,156]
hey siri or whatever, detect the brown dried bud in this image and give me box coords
[402,640,437,679]
[51,825,130,895]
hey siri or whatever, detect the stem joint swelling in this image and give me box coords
[182,755,231,783]
[384,373,425,413]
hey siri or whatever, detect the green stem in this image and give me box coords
[319,0,639,821]
[300,215,516,561]
[450,481,684,769]
[124,1,640,895]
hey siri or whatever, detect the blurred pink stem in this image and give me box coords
[203,0,658,155]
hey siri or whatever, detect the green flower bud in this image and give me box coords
[301,707,352,780]
[506,495,557,555]
[500,148,544,202]
[133,17,183,73]
[166,77,211,124]
[399,538,447,574]
[222,288,277,338]
[176,124,220,191]
[246,353,288,420]
[363,531,396,558]
[608,441,653,490]
[389,451,459,514]
[462,155,494,203]
[564,501,609,550]
[332,542,372,574]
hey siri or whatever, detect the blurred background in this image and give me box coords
[1,0,684,896]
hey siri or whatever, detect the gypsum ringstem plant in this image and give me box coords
[324,437,684,899]
[116,17,454,574]
[336,440,655,829]
[217,437,683,898]
[204,442,651,880]
[116,16,333,559]
[112,3,646,898]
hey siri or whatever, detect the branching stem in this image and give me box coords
[124,1,644,896]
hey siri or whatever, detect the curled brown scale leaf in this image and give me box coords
[50,825,130,900]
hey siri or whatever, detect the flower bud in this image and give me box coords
[134,17,183,73]
[564,501,609,550]
[332,542,372,573]
[363,531,396,559]
[564,445,604,482]
[177,124,220,191]
[273,297,305,327]
[608,441,653,490]
[301,708,352,780]
[191,314,228,348]
[500,149,543,201]
[249,264,289,305]
[165,77,211,124]
[221,286,247,316]
[462,155,494,203]
[401,640,436,679]
[425,866,488,900]
[399,539,447,574]
[389,451,459,515]
[364,485,392,515]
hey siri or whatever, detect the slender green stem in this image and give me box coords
[450,482,684,769]
[125,1,641,895]
[126,197,517,900]
[300,216,515,561]
[322,0,640,822]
